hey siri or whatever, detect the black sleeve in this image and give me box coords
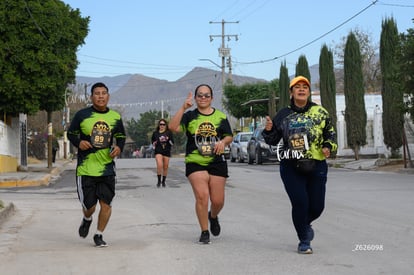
[114,118,127,151]
[67,111,82,148]
[262,108,287,146]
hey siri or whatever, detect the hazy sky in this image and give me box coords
[62,0,414,82]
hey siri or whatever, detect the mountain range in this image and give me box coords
[75,65,320,120]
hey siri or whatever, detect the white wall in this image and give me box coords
[0,117,20,158]
[336,106,389,157]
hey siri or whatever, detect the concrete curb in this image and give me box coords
[0,167,61,188]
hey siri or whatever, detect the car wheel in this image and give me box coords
[237,151,244,163]
[255,149,263,165]
[247,151,253,164]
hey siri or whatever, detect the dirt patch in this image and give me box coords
[374,159,408,172]
[28,157,43,164]
[374,163,405,172]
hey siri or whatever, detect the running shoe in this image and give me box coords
[208,211,221,236]
[93,234,108,247]
[199,230,210,244]
[78,218,92,238]
[297,241,313,254]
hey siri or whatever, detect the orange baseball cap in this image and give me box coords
[289,76,310,88]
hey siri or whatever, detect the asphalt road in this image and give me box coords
[0,158,413,275]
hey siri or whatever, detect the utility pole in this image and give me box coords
[209,19,238,88]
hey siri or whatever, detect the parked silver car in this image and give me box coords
[230,131,253,163]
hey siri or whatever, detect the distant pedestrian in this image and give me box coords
[52,136,59,163]
[151,118,174,187]
[67,82,126,247]
[169,84,233,244]
[262,76,337,254]
[133,148,140,158]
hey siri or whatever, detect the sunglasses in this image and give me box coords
[196,93,211,99]
[159,123,166,126]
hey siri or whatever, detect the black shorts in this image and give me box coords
[76,175,116,210]
[185,161,228,178]
[155,151,171,157]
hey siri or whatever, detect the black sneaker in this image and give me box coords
[199,230,210,244]
[78,218,92,238]
[208,211,221,236]
[93,234,108,247]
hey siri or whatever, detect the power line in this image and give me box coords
[236,0,272,22]
[378,1,414,8]
[212,0,240,22]
[234,0,379,65]
[76,54,200,79]
[227,1,259,21]
[79,54,190,69]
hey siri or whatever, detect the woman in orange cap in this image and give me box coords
[262,76,337,254]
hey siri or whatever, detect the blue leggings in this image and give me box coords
[280,160,328,242]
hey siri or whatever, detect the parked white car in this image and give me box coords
[230,131,253,163]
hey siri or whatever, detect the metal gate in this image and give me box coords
[20,121,27,167]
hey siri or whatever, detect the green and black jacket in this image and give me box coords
[262,101,337,160]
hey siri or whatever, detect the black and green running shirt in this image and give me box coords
[180,108,232,166]
[67,106,126,177]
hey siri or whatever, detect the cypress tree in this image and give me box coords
[319,44,337,134]
[380,17,403,157]
[278,61,290,110]
[295,55,311,101]
[400,25,414,123]
[295,55,311,81]
[268,80,278,119]
[344,32,367,160]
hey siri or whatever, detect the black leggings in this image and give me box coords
[280,160,328,242]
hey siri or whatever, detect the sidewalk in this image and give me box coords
[329,157,414,173]
[0,159,74,188]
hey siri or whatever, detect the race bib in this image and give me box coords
[197,142,215,156]
[194,121,219,157]
[288,133,309,151]
[90,121,112,148]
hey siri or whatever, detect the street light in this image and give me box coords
[199,58,221,68]
[84,83,92,104]
[199,58,225,87]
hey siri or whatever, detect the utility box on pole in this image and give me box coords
[209,19,239,89]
